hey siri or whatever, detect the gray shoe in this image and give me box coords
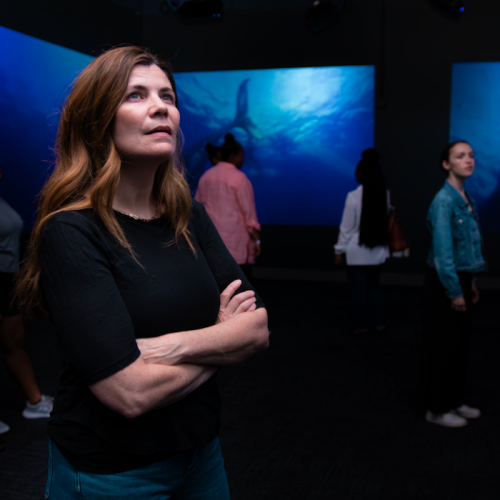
[425,410,467,428]
[453,405,481,419]
[0,420,10,434]
[22,395,54,419]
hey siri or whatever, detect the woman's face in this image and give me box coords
[112,64,180,165]
[443,143,475,179]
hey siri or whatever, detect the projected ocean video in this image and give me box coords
[450,62,500,231]
[0,26,93,228]
[175,66,375,226]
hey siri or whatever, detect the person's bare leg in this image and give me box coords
[0,315,42,405]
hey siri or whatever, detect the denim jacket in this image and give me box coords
[427,181,486,299]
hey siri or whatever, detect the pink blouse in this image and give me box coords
[195,161,261,265]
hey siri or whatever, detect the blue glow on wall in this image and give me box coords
[175,66,375,226]
[450,62,500,231]
[0,26,93,229]
[0,25,374,229]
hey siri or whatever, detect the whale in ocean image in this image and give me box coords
[182,78,263,188]
[175,65,375,225]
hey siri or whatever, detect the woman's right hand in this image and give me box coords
[217,280,256,324]
[451,296,466,312]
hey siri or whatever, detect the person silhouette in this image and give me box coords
[420,141,485,428]
[334,149,390,336]
[0,166,53,436]
[196,133,261,280]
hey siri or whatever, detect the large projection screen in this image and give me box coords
[450,62,500,231]
[0,25,374,229]
[175,66,375,226]
[0,26,93,228]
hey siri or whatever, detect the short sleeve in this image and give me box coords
[190,201,265,309]
[40,212,140,386]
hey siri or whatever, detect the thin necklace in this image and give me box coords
[113,205,160,222]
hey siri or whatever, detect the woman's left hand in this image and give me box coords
[217,280,256,324]
[252,241,261,259]
[472,281,480,304]
[137,280,259,366]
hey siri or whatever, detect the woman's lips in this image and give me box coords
[146,126,172,135]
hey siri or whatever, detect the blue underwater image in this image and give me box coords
[175,66,375,226]
[450,62,500,231]
[0,25,93,228]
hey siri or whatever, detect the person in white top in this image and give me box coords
[334,149,390,336]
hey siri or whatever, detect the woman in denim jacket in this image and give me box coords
[420,141,486,428]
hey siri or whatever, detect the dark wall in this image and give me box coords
[144,0,500,275]
[1,0,143,56]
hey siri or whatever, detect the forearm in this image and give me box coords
[136,363,217,414]
[91,359,217,418]
[140,308,269,366]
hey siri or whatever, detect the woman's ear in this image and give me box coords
[442,160,450,171]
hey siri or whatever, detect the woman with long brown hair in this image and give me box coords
[17,46,268,499]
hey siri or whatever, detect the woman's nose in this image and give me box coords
[150,96,169,115]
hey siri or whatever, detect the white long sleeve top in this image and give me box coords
[334,185,390,266]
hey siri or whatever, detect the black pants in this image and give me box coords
[419,269,473,414]
[346,265,385,330]
[0,272,19,317]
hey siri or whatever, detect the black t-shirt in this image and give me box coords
[41,201,264,474]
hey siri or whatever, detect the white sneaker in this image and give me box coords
[453,405,481,419]
[0,420,10,434]
[425,410,468,428]
[22,395,54,419]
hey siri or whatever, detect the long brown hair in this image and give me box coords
[17,46,193,317]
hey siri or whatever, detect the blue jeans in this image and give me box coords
[45,437,230,499]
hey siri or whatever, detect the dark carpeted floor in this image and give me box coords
[0,279,499,499]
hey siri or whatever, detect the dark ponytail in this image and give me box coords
[357,148,388,249]
[220,133,243,162]
[205,142,220,164]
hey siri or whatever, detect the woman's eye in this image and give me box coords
[128,92,141,99]
[162,94,174,102]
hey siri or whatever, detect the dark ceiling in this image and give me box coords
[109,0,420,16]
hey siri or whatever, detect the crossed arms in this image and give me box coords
[90,280,269,419]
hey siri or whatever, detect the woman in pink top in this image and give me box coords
[195,133,261,277]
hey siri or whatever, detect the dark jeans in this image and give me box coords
[45,437,230,499]
[419,269,473,414]
[346,265,385,330]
